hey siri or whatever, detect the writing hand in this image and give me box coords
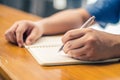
[62,28,120,61]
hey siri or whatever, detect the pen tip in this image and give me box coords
[58,45,64,53]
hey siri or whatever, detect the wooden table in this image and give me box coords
[0,4,120,80]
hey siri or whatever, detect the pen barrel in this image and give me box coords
[80,16,95,29]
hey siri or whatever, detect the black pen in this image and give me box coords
[58,16,95,52]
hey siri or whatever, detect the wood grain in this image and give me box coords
[0,4,120,80]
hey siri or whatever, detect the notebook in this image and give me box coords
[24,35,120,66]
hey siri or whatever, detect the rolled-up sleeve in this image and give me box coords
[86,0,120,28]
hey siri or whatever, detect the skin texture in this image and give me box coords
[5,8,120,61]
[5,20,44,47]
[62,28,120,60]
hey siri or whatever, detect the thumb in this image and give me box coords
[25,28,42,45]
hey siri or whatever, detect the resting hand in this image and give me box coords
[5,20,44,47]
[62,28,120,61]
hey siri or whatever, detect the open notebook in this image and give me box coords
[24,36,120,66]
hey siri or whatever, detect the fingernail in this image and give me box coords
[26,40,31,45]
[18,43,22,47]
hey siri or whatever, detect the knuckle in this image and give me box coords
[86,36,96,45]
[67,30,74,38]
[86,28,94,33]
[66,41,72,49]
[28,38,34,42]
[62,30,74,43]
[20,23,28,28]
[86,48,95,60]
[5,30,13,36]
[16,29,22,33]
[9,30,14,35]
[68,50,74,56]
[63,47,67,53]
[63,42,71,53]
[16,21,28,27]
[69,50,73,54]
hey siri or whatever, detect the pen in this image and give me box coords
[58,16,95,52]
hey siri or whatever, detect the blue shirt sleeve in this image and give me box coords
[85,0,120,28]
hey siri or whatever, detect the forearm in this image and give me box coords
[37,8,90,35]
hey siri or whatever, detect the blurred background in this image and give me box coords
[1,0,120,38]
[0,0,97,17]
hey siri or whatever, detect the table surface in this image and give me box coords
[0,4,120,80]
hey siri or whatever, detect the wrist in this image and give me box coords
[34,20,46,36]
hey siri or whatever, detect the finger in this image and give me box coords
[67,45,95,61]
[63,35,86,53]
[76,54,95,61]
[67,46,87,58]
[62,29,86,44]
[5,30,15,43]
[7,32,16,44]
[75,55,89,61]
[67,49,90,61]
[4,23,18,43]
[15,24,28,47]
[25,28,42,45]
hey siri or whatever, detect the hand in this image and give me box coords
[62,28,120,61]
[5,20,44,47]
